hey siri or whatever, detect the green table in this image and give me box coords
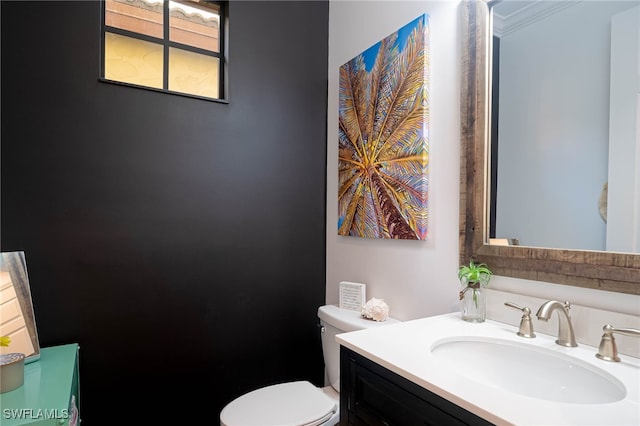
[0,344,80,426]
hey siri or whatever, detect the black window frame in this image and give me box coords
[99,0,228,103]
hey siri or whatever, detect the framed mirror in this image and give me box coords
[460,0,640,295]
[0,251,41,362]
[489,1,640,254]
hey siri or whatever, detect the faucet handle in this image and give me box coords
[504,302,536,338]
[596,324,640,362]
[505,302,527,312]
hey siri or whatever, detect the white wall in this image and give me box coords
[607,5,640,253]
[327,0,462,320]
[326,1,640,324]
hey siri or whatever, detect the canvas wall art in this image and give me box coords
[338,14,430,240]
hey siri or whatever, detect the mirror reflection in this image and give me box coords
[0,252,40,363]
[489,0,639,253]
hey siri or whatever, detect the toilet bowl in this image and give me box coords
[219,304,400,426]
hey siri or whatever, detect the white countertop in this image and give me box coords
[336,312,640,426]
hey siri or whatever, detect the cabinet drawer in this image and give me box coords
[341,346,494,426]
[350,360,467,426]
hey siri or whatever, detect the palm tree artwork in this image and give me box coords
[338,14,429,240]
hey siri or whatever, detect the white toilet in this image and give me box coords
[219,304,400,426]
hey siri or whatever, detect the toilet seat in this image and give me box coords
[220,380,337,426]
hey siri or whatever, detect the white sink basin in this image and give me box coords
[431,336,626,404]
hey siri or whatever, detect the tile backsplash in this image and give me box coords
[486,288,640,359]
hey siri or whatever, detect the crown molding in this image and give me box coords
[492,1,582,37]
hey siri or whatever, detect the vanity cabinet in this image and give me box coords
[340,346,494,426]
[0,343,80,426]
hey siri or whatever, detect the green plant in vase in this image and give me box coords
[458,260,492,322]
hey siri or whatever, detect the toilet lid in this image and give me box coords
[220,380,337,426]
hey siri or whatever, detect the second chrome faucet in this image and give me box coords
[536,300,578,347]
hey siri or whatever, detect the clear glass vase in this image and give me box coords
[460,283,486,323]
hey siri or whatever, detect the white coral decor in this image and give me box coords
[361,297,389,322]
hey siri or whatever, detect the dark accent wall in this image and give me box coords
[1,1,328,423]
[490,35,500,238]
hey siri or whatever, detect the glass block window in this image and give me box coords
[101,0,226,101]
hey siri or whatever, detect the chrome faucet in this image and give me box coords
[536,300,578,347]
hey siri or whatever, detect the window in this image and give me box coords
[101,0,226,101]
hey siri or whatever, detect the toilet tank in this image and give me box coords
[317,304,400,391]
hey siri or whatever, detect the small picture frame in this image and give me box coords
[339,281,366,312]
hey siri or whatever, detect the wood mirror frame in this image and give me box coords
[459,0,640,295]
